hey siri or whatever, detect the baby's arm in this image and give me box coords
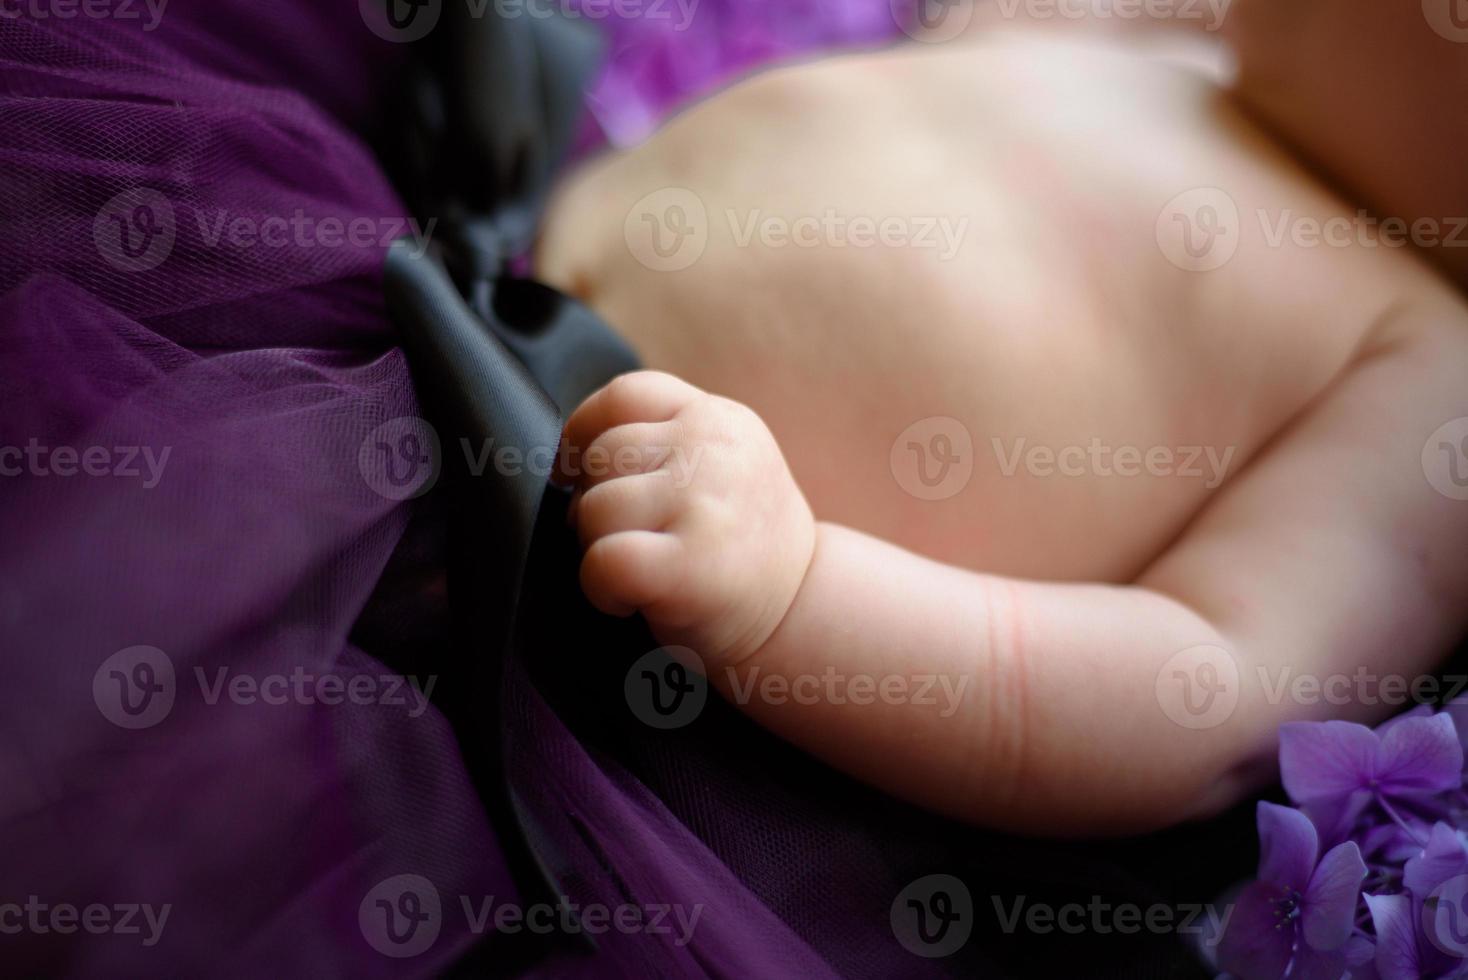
[559,301,1468,834]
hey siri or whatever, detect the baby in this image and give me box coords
[534,15,1468,834]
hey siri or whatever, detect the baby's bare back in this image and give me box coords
[542,34,1452,585]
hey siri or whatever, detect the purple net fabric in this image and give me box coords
[0,7,521,977]
[0,2,944,978]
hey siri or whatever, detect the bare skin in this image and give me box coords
[1222,0,1468,289]
[537,31,1468,834]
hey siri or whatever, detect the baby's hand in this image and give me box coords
[557,371,816,669]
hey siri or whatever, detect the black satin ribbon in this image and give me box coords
[385,239,638,972]
[378,4,637,971]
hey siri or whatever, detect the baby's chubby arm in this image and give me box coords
[709,523,1237,835]
[559,310,1468,834]
[557,370,1231,833]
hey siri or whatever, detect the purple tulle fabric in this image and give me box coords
[0,2,907,976]
[0,9,506,977]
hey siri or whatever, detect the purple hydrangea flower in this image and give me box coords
[1221,707,1468,980]
[1366,893,1465,979]
[1219,803,1367,980]
[1280,716,1463,844]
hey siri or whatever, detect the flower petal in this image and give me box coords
[1342,935,1379,980]
[1365,893,1421,980]
[1375,704,1435,737]
[1443,698,1468,754]
[1362,821,1425,867]
[1217,880,1296,980]
[1302,791,1374,851]
[1302,841,1367,952]
[1280,721,1377,805]
[1289,940,1349,980]
[1404,822,1468,898]
[1377,714,1463,798]
[1258,802,1320,891]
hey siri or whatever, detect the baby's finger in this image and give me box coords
[558,372,703,483]
[571,420,681,491]
[579,530,684,617]
[574,470,679,548]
